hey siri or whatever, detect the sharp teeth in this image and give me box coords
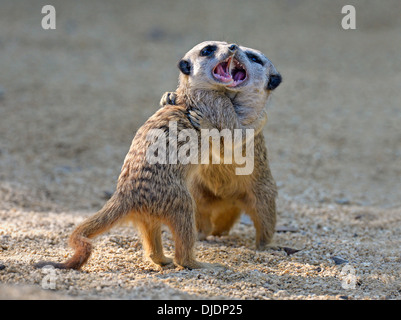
[227,57,233,74]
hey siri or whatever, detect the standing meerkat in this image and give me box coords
[161,41,281,242]
[35,41,281,271]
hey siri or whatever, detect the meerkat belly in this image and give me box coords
[192,163,250,200]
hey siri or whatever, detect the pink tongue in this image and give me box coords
[234,71,245,81]
[216,64,226,76]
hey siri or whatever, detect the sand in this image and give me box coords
[0,0,400,300]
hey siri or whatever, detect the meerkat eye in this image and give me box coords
[200,45,217,57]
[246,52,264,66]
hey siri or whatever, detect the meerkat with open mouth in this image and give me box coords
[161,41,281,242]
[35,41,281,271]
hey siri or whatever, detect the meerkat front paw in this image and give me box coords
[159,92,177,107]
[187,108,204,129]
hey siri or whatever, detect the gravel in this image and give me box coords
[1,203,400,300]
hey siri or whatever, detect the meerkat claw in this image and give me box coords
[159,92,177,107]
[188,110,202,128]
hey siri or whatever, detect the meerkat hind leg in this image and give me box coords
[165,210,205,269]
[136,218,173,267]
[164,202,225,270]
[246,191,277,250]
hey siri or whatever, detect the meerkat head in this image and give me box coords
[177,41,281,93]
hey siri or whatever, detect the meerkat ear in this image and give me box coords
[267,73,282,90]
[178,59,192,75]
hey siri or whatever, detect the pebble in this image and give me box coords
[276,225,298,233]
[331,256,349,265]
[283,247,301,256]
[335,198,351,205]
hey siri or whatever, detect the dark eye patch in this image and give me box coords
[245,52,264,66]
[200,45,217,57]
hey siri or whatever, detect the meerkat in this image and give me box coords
[160,42,281,242]
[35,41,281,271]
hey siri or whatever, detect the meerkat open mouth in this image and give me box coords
[212,56,247,87]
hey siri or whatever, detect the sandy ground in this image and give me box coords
[0,0,400,300]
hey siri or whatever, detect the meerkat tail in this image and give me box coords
[34,192,131,270]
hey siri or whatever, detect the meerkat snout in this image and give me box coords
[228,44,238,52]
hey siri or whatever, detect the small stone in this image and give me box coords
[276,225,298,233]
[283,247,301,256]
[335,198,351,205]
[0,264,6,271]
[331,256,349,265]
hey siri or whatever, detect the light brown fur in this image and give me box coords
[35,41,281,271]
